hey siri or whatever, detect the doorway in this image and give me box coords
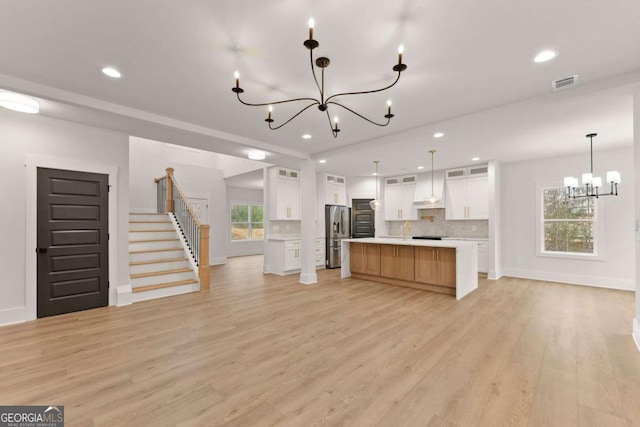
[37,167,109,317]
[351,198,375,238]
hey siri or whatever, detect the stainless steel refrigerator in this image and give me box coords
[325,205,350,269]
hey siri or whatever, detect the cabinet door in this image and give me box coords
[396,246,415,281]
[437,248,457,287]
[445,179,467,220]
[384,185,403,220]
[401,183,417,220]
[414,246,438,284]
[287,178,301,220]
[465,176,488,219]
[350,243,366,274]
[380,245,396,279]
[285,247,300,270]
[275,179,289,219]
[364,244,381,276]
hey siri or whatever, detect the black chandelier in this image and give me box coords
[232,18,407,138]
[563,133,621,199]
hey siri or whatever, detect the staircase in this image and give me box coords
[129,212,199,302]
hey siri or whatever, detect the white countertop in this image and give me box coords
[344,237,475,248]
[268,237,301,241]
[442,237,489,241]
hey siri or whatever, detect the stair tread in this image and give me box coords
[130,257,188,266]
[129,238,180,243]
[130,267,193,279]
[129,247,184,254]
[132,279,198,293]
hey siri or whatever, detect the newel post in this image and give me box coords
[165,167,174,213]
[199,224,210,291]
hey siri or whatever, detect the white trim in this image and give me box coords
[299,272,318,285]
[502,268,634,291]
[116,285,133,306]
[633,319,640,353]
[0,307,30,326]
[488,269,503,280]
[23,153,120,323]
[535,182,605,261]
[211,256,227,265]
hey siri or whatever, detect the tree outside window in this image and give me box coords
[231,203,264,241]
[542,187,596,254]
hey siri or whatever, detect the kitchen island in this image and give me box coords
[341,238,478,300]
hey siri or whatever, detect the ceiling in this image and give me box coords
[1,0,639,178]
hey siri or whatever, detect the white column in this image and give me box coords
[488,160,502,280]
[299,159,318,284]
[262,167,271,274]
[634,90,640,352]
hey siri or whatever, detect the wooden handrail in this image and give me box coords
[156,167,210,292]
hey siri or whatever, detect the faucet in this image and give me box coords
[402,221,413,240]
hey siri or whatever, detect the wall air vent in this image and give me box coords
[552,74,579,92]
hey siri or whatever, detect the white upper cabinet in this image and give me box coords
[269,167,301,220]
[445,165,488,220]
[413,170,445,208]
[384,175,418,221]
[323,173,347,206]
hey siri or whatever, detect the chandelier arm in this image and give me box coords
[267,102,319,130]
[327,101,392,127]
[236,92,319,107]
[324,110,339,139]
[324,72,401,104]
[309,49,323,99]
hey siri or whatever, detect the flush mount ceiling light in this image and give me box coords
[417,166,424,170]
[564,133,620,199]
[433,132,444,138]
[471,157,480,161]
[534,50,558,63]
[247,150,266,160]
[426,150,440,205]
[232,18,407,138]
[102,67,122,78]
[0,91,39,113]
[318,159,327,163]
[370,160,382,211]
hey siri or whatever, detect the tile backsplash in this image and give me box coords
[385,208,488,238]
[269,220,301,238]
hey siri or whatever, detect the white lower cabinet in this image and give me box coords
[268,239,325,275]
[442,238,488,273]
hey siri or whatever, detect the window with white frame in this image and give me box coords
[539,186,599,256]
[231,203,264,241]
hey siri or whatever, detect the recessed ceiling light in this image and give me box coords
[534,50,558,63]
[248,150,266,160]
[372,172,378,176]
[302,134,312,140]
[417,166,424,170]
[102,67,122,78]
[319,159,326,163]
[0,91,39,113]
[433,132,444,138]
[471,157,480,161]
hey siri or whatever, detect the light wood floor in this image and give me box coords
[1,255,639,426]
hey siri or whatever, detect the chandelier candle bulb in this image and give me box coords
[234,71,240,88]
[564,176,576,188]
[308,18,314,40]
[387,100,392,115]
[607,171,621,184]
[582,173,593,186]
[398,45,404,64]
[592,177,602,188]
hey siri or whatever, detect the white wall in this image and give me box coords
[226,186,264,257]
[634,90,640,349]
[129,137,227,264]
[0,110,129,325]
[501,147,635,290]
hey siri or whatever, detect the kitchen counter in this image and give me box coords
[341,238,478,300]
[268,236,302,241]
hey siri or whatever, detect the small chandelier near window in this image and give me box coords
[232,19,407,138]
[426,150,440,205]
[564,133,620,199]
[370,161,381,211]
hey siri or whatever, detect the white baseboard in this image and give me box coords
[502,268,634,291]
[488,269,503,280]
[0,306,30,327]
[211,257,227,266]
[633,319,640,353]
[116,284,133,306]
[299,272,318,285]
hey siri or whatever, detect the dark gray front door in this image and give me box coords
[37,167,109,318]
[351,199,375,238]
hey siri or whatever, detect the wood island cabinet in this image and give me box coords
[380,245,415,282]
[350,242,380,276]
[415,247,456,287]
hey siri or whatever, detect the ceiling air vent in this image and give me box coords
[552,74,579,92]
